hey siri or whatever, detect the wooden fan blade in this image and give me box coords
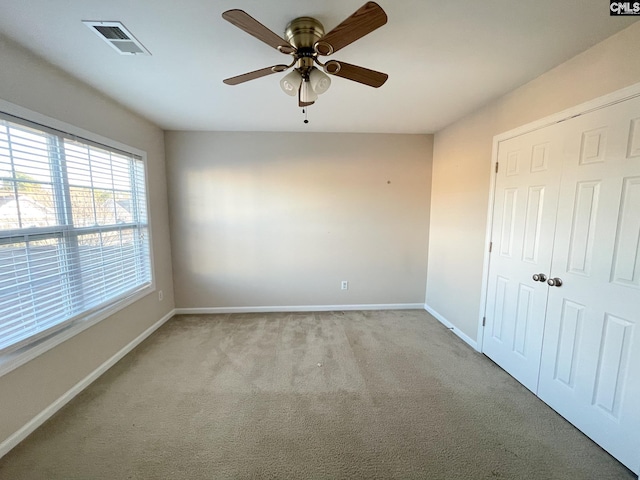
[324,61,388,88]
[223,65,287,85]
[222,10,296,54]
[315,2,387,55]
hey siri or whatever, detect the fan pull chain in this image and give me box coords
[302,108,309,124]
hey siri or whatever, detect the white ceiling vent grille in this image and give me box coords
[82,21,151,55]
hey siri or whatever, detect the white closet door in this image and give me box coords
[537,96,640,475]
[483,126,564,392]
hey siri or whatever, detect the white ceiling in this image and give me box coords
[0,1,636,133]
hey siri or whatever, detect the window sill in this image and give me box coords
[0,283,154,378]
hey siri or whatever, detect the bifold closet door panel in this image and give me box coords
[482,124,564,393]
[538,96,640,475]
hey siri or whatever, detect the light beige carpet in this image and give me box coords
[0,310,634,479]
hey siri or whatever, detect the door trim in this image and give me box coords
[477,81,640,353]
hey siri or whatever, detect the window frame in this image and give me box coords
[0,99,156,378]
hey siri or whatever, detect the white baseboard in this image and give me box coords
[175,304,424,315]
[424,304,479,351]
[0,308,175,459]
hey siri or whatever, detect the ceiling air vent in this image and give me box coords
[82,21,151,55]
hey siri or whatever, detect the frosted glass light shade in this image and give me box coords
[280,70,302,96]
[300,79,318,103]
[309,68,331,95]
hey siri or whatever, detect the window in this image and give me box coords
[0,112,151,356]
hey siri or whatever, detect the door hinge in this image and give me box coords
[482,316,486,327]
[495,162,499,173]
[489,241,493,253]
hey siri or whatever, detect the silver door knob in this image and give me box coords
[547,277,563,287]
[532,273,547,282]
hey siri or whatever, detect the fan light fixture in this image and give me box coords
[309,68,331,95]
[280,68,330,101]
[299,78,318,103]
[280,70,302,96]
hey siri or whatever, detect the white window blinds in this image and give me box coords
[0,113,151,354]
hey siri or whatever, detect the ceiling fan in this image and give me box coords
[222,2,389,108]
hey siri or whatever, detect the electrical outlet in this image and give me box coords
[341,281,348,290]
[158,290,164,301]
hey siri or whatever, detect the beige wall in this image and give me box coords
[0,36,174,445]
[426,21,640,342]
[166,132,432,308]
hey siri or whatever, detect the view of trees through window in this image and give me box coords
[0,115,151,352]
[0,129,136,232]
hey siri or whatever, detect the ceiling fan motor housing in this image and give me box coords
[285,17,326,77]
[284,17,324,50]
